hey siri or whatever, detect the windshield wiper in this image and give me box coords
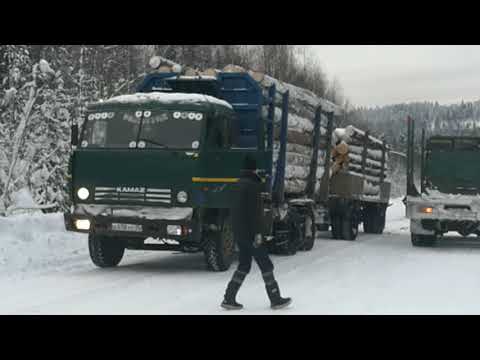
[138,138,169,148]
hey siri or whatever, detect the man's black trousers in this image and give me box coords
[236,237,274,274]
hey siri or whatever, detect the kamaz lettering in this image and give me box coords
[116,187,145,193]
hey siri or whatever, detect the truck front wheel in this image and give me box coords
[203,218,234,272]
[88,234,125,268]
[411,233,436,247]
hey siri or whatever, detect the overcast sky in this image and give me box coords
[311,45,480,108]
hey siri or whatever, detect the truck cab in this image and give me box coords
[405,117,480,245]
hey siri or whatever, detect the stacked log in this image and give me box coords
[330,125,389,197]
[234,66,341,195]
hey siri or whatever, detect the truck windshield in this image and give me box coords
[82,110,202,149]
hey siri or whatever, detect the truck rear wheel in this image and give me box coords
[203,218,234,272]
[88,234,125,268]
[411,233,436,247]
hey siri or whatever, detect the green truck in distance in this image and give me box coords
[405,116,480,245]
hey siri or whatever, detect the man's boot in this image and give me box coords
[263,272,292,310]
[221,270,247,310]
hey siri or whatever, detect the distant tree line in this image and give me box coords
[349,100,480,153]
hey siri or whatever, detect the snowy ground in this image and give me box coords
[2,198,480,314]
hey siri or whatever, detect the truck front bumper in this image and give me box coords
[406,195,480,222]
[407,195,480,236]
[64,213,200,243]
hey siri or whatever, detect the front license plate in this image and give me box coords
[111,223,143,232]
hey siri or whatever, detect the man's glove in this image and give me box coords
[253,233,263,248]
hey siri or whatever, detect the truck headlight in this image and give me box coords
[420,206,434,214]
[77,187,90,200]
[177,191,188,203]
[167,225,182,236]
[75,219,91,231]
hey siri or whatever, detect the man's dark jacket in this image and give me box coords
[230,170,264,241]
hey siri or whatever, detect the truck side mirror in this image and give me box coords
[71,124,79,146]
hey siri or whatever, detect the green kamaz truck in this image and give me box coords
[64,67,329,271]
[405,116,480,246]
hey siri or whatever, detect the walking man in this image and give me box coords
[221,156,292,310]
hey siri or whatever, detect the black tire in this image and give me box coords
[331,215,342,239]
[363,206,373,233]
[272,217,299,256]
[363,205,386,234]
[277,224,299,256]
[411,233,436,247]
[301,210,316,251]
[341,216,359,241]
[203,217,235,272]
[88,234,125,268]
[317,224,330,232]
[375,207,386,234]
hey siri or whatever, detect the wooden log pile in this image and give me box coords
[330,125,389,197]
[237,67,341,195]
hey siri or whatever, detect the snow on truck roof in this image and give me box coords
[91,92,233,110]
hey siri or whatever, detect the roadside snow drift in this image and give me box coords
[0,212,87,278]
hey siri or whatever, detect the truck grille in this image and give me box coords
[94,187,172,204]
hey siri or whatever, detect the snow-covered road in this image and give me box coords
[2,198,480,314]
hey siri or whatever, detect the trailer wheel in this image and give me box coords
[411,233,436,247]
[88,234,125,268]
[364,205,386,234]
[317,224,330,232]
[203,217,235,272]
[341,216,359,241]
[301,210,316,251]
[331,215,342,239]
[375,207,386,234]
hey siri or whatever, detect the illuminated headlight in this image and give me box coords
[77,187,90,200]
[177,191,188,203]
[75,219,91,231]
[420,206,434,214]
[167,225,182,236]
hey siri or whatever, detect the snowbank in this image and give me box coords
[0,212,87,277]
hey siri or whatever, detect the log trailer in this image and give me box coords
[405,116,480,246]
[64,63,333,271]
[315,120,391,241]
